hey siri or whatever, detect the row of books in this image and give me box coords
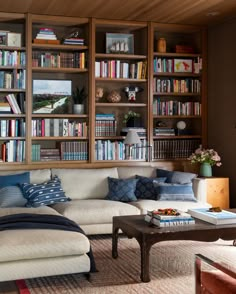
[153,57,202,74]
[0,93,25,114]
[95,139,148,160]
[60,141,88,160]
[0,69,26,89]
[0,119,25,137]
[32,51,86,69]
[95,120,117,136]
[0,50,26,66]
[153,139,201,159]
[31,119,88,137]
[145,209,195,227]
[95,60,147,79]
[32,146,61,162]
[153,77,201,93]
[153,99,201,116]
[1,140,25,162]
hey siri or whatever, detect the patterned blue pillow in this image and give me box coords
[156,169,196,184]
[135,175,166,200]
[21,176,71,207]
[0,172,30,188]
[154,182,197,202]
[106,177,138,202]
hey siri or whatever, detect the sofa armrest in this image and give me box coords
[192,178,207,203]
[195,254,236,294]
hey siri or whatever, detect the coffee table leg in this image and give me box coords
[138,238,152,283]
[112,226,119,258]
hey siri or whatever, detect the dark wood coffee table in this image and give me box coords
[112,213,236,282]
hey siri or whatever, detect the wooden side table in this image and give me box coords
[204,177,229,209]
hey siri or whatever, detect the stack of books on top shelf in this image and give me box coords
[63,37,85,45]
[33,28,60,45]
[145,208,195,227]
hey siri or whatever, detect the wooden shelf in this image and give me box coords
[32,44,88,51]
[96,53,147,59]
[153,72,201,77]
[153,52,201,58]
[153,135,201,139]
[96,103,147,107]
[95,77,147,82]
[0,88,25,92]
[32,67,88,73]
[32,114,88,118]
[32,137,88,140]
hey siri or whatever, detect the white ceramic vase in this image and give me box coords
[73,104,84,114]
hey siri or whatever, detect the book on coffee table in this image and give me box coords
[188,208,236,225]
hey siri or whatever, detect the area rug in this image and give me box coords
[16,236,235,294]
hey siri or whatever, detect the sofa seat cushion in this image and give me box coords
[0,229,90,262]
[52,199,140,225]
[0,206,61,217]
[51,168,119,200]
[129,199,211,214]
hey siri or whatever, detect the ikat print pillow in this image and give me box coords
[20,176,70,208]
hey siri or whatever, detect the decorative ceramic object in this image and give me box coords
[200,163,212,177]
[95,87,104,102]
[107,90,121,103]
[157,38,166,53]
[73,104,84,114]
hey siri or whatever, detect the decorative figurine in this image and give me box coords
[123,86,143,102]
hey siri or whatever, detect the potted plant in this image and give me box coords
[72,86,87,114]
[123,110,142,127]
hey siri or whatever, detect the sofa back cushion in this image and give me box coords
[51,168,119,199]
[117,167,156,179]
[0,169,51,184]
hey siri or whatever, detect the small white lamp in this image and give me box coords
[124,129,141,160]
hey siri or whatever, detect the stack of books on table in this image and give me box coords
[33,28,60,45]
[188,208,236,225]
[145,208,195,227]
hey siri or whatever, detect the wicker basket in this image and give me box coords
[107,90,121,103]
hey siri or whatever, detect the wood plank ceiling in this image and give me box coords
[0,0,236,26]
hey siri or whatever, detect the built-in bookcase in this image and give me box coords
[0,13,207,168]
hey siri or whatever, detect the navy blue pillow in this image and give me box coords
[154,182,197,202]
[106,177,138,202]
[135,175,166,200]
[21,176,71,208]
[0,172,30,189]
[156,169,196,184]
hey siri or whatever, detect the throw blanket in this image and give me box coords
[0,213,96,272]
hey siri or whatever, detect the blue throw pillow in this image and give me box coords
[0,172,30,188]
[0,186,27,207]
[156,169,196,184]
[106,177,138,202]
[135,175,166,200]
[154,182,197,202]
[20,176,71,208]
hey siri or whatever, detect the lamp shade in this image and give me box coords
[124,129,141,145]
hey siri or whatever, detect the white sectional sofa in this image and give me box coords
[0,166,210,282]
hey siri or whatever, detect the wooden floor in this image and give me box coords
[0,282,18,294]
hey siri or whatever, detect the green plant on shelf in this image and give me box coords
[123,110,140,124]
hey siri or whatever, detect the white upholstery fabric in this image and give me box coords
[0,229,90,262]
[129,199,211,214]
[117,166,156,179]
[0,255,90,282]
[0,206,60,217]
[51,168,119,200]
[81,223,113,235]
[52,199,140,225]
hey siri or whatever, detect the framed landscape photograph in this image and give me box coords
[106,33,134,54]
[32,79,72,114]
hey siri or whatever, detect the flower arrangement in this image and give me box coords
[188,146,222,167]
[122,110,140,124]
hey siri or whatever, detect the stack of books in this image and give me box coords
[0,102,11,113]
[188,208,236,225]
[145,208,195,227]
[154,127,175,136]
[40,148,60,161]
[120,127,146,137]
[33,28,59,45]
[63,37,85,45]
